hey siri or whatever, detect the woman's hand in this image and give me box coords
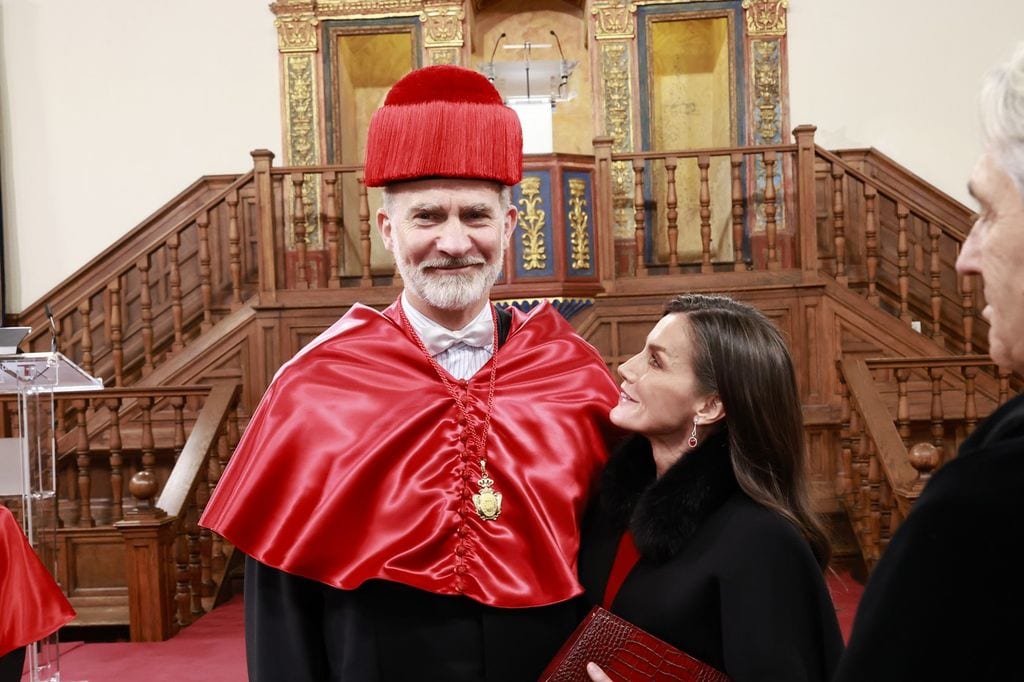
[586,661,613,681]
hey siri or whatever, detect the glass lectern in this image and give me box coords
[0,350,102,682]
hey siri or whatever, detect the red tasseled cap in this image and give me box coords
[363,65,523,187]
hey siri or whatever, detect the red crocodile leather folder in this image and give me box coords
[539,606,731,682]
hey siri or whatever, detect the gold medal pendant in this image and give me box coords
[473,460,502,521]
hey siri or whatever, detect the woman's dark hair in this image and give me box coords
[664,293,831,567]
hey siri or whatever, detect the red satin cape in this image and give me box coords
[201,301,619,608]
[0,506,76,657]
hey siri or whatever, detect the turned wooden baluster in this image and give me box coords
[174,524,192,627]
[866,442,882,562]
[197,463,215,602]
[632,158,648,277]
[197,211,214,330]
[108,278,124,386]
[831,165,847,282]
[323,173,344,286]
[878,479,894,547]
[836,373,852,500]
[79,299,94,375]
[358,178,373,286]
[664,157,680,274]
[291,172,310,289]
[731,153,745,271]
[227,190,243,308]
[864,185,879,305]
[324,171,342,287]
[764,151,779,271]
[908,441,940,490]
[928,222,944,341]
[927,366,945,461]
[167,232,185,352]
[137,255,155,375]
[998,369,1010,404]
[697,155,713,273]
[962,365,978,436]
[896,368,911,445]
[187,502,203,617]
[896,203,911,322]
[210,432,229,575]
[107,396,124,521]
[961,273,975,353]
[133,397,159,515]
[75,399,95,527]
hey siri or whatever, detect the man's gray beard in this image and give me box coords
[395,251,504,311]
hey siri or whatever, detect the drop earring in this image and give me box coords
[688,417,699,448]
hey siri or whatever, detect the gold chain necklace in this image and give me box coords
[399,305,502,521]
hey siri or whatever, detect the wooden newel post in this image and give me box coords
[115,515,178,642]
[793,125,819,276]
[251,149,278,305]
[592,135,615,294]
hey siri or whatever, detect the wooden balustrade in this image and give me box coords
[838,356,1016,567]
[607,142,798,277]
[10,128,995,398]
[814,147,983,352]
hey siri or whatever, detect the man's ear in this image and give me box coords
[696,395,725,426]
[376,208,395,252]
[502,204,518,245]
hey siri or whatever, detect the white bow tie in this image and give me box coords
[421,318,494,356]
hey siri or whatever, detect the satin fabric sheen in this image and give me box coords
[0,506,76,657]
[201,301,619,608]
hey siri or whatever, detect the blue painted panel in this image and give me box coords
[512,170,555,279]
[563,171,597,278]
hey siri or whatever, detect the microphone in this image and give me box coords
[44,303,58,355]
[490,32,506,63]
[550,30,569,96]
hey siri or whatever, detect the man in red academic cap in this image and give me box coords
[201,65,619,681]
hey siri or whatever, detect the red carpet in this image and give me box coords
[27,596,246,682]
[30,574,862,680]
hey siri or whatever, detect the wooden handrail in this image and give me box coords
[864,355,999,371]
[156,381,240,518]
[840,358,920,496]
[815,146,969,243]
[611,142,798,162]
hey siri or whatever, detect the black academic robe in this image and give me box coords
[578,432,843,682]
[833,393,1024,681]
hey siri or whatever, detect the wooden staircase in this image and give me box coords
[3,125,1017,640]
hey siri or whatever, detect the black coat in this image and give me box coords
[578,432,843,682]
[833,393,1024,681]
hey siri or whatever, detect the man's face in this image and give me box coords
[957,150,1024,373]
[377,178,517,326]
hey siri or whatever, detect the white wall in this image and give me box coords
[0,0,280,312]
[1,0,1019,312]
[788,0,1024,210]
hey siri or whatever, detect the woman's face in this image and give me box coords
[611,313,714,456]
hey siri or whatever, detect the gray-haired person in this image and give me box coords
[834,44,1024,681]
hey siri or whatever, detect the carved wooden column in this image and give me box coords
[591,1,637,275]
[743,0,792,268]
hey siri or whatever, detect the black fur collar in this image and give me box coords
[599,429,738,563]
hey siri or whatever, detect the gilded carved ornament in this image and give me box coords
[592,0,636,40]
[517,178,548,271]
[752,40,781,142]
[742,0,788,36]
[421,5,464,47]
[285,55,322,246]
[276,14,319,52]
[430,48,459,65]
[568,179,592,271]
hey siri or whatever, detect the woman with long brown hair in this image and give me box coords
[579,294,842,681]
